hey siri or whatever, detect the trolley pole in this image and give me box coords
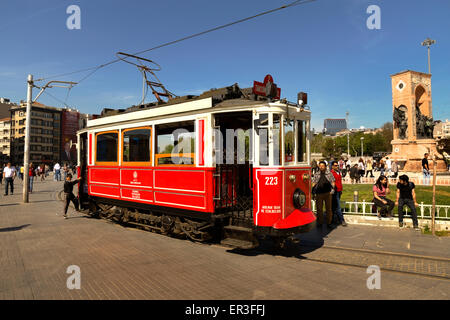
[23,74,33,203]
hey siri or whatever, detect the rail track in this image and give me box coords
[298,244,450,281]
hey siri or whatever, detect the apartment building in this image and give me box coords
[10,101,62,165]
[0,117,11,161]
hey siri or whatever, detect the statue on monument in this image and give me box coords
[415,104,434,139]
[393,106,408,139]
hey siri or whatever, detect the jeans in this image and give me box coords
[4,177,13,195]
[398,198,418,227]
[423,169,430,185]
[29,176,34,193]
[54,169,61,181]
[332,191,345,223]
[373,196,395,216]
[64,193,79,215]
[316,192,333,225]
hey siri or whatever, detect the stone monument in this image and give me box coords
[390,70,446,171]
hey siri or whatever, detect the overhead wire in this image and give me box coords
[36,0,316,83]
[34,0,317,106]
[43,90,72,109]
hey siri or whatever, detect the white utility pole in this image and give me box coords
[23,74,33,203]
[361,137,364,157]
[346,112,350,157]
[22,77,77,203]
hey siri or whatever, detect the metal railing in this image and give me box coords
[341,176,450,186]
[311,200,450,220]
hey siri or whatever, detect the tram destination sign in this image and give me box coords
[253,74,281,100]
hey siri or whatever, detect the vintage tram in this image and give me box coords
[76,76,316,248]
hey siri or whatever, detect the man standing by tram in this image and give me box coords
[312,161,335,229]
[331,161,347,226]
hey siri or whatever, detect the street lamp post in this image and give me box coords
[421,38,436,74]
[360,137,364,157]
[346,112,350,156]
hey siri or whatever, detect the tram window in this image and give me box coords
[297,120,307,162]
[273,114,281,166]
[156,121,195,165]
[258,114,269,166]
[123,128,151,163]
[284,118,294,163]
[96,131,118,163]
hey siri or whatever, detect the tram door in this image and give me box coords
[78,132,89,209]
[213,112,253,220]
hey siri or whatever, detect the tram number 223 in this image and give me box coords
[265,177,278,186]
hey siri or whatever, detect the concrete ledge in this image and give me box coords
[344,214,450,231]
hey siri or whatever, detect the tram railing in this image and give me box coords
[311,200,450,220]
[214,164,253,225]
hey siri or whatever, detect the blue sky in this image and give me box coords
[0,0,449,131]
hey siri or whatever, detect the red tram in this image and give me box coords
[76,76,316,248]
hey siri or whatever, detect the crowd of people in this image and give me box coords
[0,162,77,195]
[312,159,421,231]
[311,156,400,183]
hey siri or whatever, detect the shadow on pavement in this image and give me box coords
[0,224,31,232]
[0,203,20,207]
[227,224,337,258]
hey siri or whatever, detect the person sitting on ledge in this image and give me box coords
[395,175,420,230]
[372,175,395,220]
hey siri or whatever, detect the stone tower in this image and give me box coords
[390,70,445,171]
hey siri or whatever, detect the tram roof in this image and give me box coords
[85,84,303,128]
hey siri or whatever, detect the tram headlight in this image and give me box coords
[293,188,306,209]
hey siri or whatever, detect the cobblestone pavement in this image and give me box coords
[0,178,449,299]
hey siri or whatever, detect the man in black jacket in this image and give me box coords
[63,173,80,219]
[395,175,420,230]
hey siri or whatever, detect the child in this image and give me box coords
[63,173,80,219]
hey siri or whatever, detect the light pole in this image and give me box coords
[421,38,436,74]
[346,112,350,156]
[360,137,364,157]
[23,74,33,203]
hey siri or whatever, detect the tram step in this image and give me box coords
[222,225,258,249]
[220,237,258,250]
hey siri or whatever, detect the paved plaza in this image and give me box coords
[0,178,449,300]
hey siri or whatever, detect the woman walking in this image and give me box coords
[358,158,365,179]
[365,159,374,178]
[29,163,36,193]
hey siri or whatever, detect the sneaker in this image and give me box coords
[377,213,381,220]
[341,220,347,226]
[399,222,404,228]
[413,225,420,231]
[64,215,68,219]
